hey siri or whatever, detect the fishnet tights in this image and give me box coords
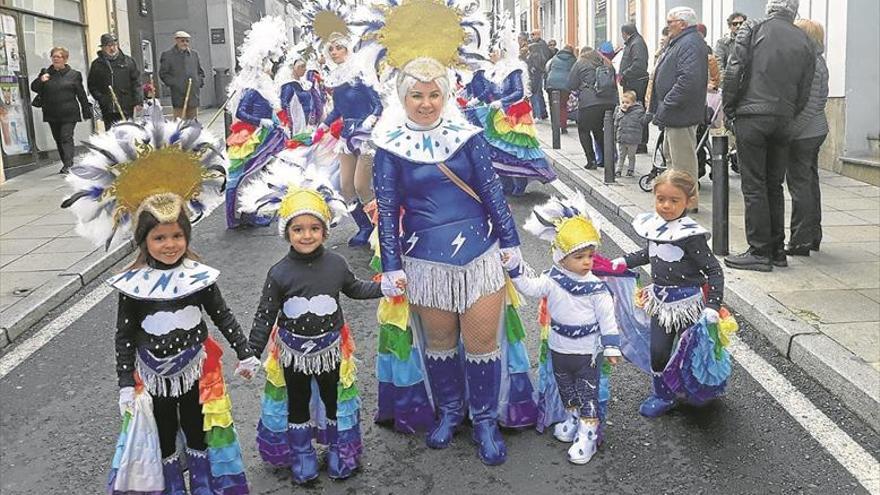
[339,153,375,203]
[414,287,505,355]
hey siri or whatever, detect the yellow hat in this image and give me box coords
[553,216,601,258]
[278,188,333,229]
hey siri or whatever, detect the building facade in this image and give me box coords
[0,0,112,179]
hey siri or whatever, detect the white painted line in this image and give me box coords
[0,283,114,380]
[549,179,880,494]
[729,338,880,494]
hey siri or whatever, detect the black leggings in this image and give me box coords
[577,104,615,164]
[551,351,601,418]
[152,382,207,458]
[650,316,695,372]
[284,364,340,424]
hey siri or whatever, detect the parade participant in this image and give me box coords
[225,16,290,228]
[61,111,254,494]
[460,63,493,126]
[612,170,733,416]
[466,19,555,196]
[279,57,325,130]
[502,193,621,464]
[307,5,383,247]
[240,165,381,484]
[362,0,538,465]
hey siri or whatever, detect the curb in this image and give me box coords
[0,240,135,349]
[540,140,880,433]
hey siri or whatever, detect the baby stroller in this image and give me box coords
[638,93,724,192]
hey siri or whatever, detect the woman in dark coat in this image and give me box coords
[30,46,92,173]
[568,47,617,169]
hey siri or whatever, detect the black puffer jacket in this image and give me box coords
[88,50,142,118]
[619,33,650,85]
[722,12,815,120]
[30,65,91,123]
[650,26,708,128]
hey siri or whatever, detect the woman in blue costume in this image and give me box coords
[373,54,538,465]
[279,58,324,129]
[461,65,493,127]
[313,32,383,247]
[465,27,556,196]
[225,16,289,229]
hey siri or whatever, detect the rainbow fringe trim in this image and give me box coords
[108,337,248,494]
[255,326,363,469]
[499,278,539,428]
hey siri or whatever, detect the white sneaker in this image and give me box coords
[552,410,579,442]
[567,420,599,465]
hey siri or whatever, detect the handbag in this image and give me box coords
[31,94,42,108]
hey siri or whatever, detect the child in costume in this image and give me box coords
[61,113,256,494]
[612,170,726,417]
[240,166,382,484]
[502,193,621,464]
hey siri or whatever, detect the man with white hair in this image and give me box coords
[159,31,205,120]
[648,6,708,206]
[722,0,814,271]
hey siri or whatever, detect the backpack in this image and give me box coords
[594,65,616,97]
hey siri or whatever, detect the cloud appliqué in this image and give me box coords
[141,305,202,336]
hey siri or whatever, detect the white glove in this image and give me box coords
[362,114,378,130]
[381,270,407,298]
[489,100,503,110]
[702,307,720,324]
[466,97,481,107]
[235,356,261,381]
[500,246,522,270]
[118,387,135,417]
[610,257,627,271]
[259,118,274,128]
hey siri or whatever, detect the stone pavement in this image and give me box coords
[534,120,880,428]
[0,108,226,347]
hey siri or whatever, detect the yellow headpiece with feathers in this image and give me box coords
[523,192,602,263]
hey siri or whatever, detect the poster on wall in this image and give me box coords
[4,34,20,72]
[0,75,31,154]
[1,15,15,36]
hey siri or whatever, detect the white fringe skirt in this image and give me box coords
[402,245,506,313]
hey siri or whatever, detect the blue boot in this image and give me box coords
[161,453,186,495]
[348,201,372,247]
[465,352,506,466]
[639,374,677,418]
[185,448,212,495]
[424,350,466,449]
[325,421,356,480]
[287,423,319,484]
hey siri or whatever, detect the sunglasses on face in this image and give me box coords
[730,21,744,27]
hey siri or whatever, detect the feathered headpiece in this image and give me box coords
[302,0,358,53]
[237,161,347,237]
[523,192,602,263]
[61,112,227,249]
[236,16,289,74]
[356,0,490,79]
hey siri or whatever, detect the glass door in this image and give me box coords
[0,10,35,162]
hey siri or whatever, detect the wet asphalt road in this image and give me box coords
[1,181,877,494]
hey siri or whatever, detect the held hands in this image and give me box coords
[702,307,720,324]
[489,100,503,110]
[235,356,261,381]
[118,386,135,417]
[381,270,407,298]
[499,247,522,270]
[466,97,480,107]
[610,257,627,271]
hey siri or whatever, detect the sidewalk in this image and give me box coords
[534,120,880,430]
[0,107,226,348]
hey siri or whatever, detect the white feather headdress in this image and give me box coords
[523,191,602,263]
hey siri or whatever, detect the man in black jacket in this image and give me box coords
[722,0,815,272]
[87,33,142,129]
[715,12,747,71]
[619,23,650,152]
[650,7,708,201]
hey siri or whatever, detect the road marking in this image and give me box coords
[0,283,114,380]
[550,179,880,494]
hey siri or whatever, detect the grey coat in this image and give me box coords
[159,46,205,108]
[790,51,828,140]
[615,102,647,145]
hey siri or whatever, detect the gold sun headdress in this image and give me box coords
[301,0,357,56]
[237,160,347,237]
[523,192,602,263]
[61,112,227,249]
[356,0,490,79]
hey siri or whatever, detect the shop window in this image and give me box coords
[0,0,83,23]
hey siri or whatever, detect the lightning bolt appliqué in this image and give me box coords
[301,341,317,354]
[405,232,419,255]
[451,232,466,257]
